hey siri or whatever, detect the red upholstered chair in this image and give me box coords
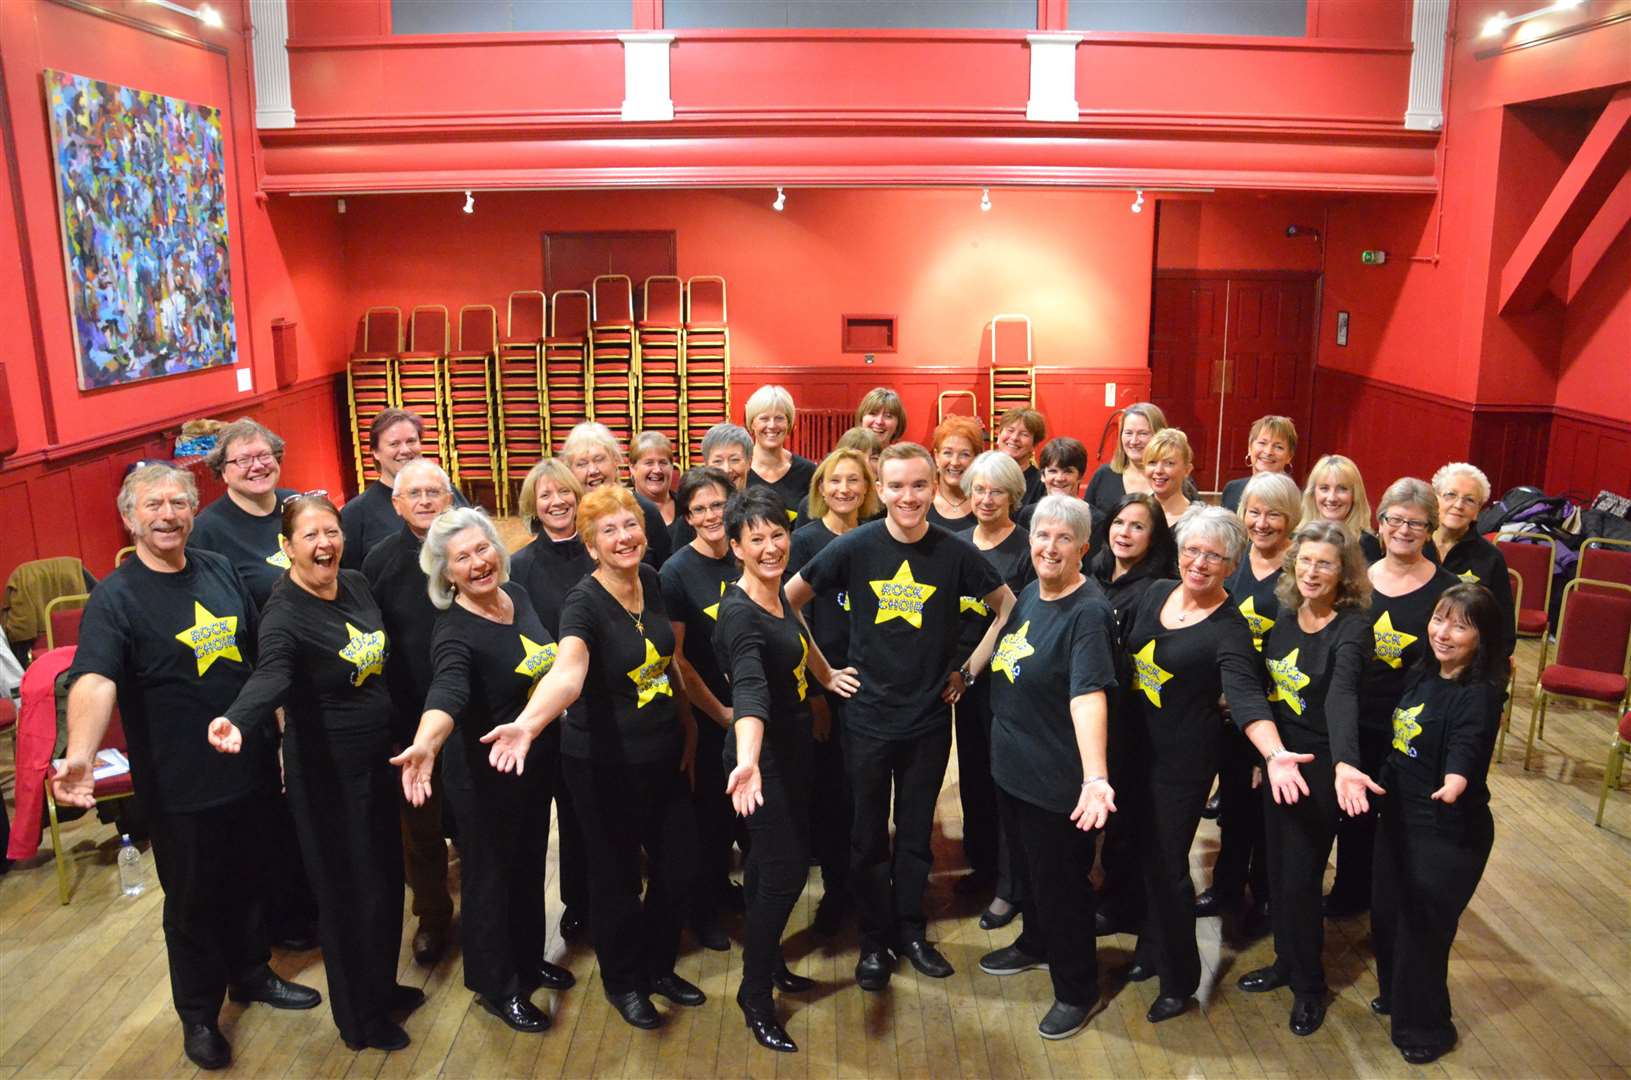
[1497,536,1555,637]
[45,705,136,904]
[1579,538,1631,595]
[591,275,634,330]
[505,291,547,346]
[1493,568,1522,765]
[1596,710,1631,827]
[1524,578,1631,771]
[45,593,88,651]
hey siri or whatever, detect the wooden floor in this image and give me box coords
[2,634,1627,1080]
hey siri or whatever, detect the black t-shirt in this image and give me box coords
[1020,464,1046,507]
[956,526,1035,655]
[634,491,673,569]
[224,570,392,740]
[798,519,1003,740]
[1426,533,1515,662]
[713,587,813,775]
[340,479,469,571]
[1124,580,1273,783]
[557,564,681,765]
[748,455,817,526]
[187,488,297,608]
[67,550,274,814]
[1360,531,1384,564]
[1084,465,1126,523]
[787,520,852,667]
[423,583,556,799]
[989,579,1117,813]
[1262,607,1369,764]
[510,531,596,638]
[1225,556,1283,653]
[362,523,439,737]
[1361,566,1460,728]
[1383,669,1503,810]
[659,543,739,708]
[925,503,974,531]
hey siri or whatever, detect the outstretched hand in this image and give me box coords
[725,761,764,817]
[51,757,96,809]
[1266,750,1315,805]
[207,717,242,754]
[1334,762,1385,816]
[1070,780,1116,832]
[480,722,535,775]
[388,743,435,806]
[1430,772,1468,805]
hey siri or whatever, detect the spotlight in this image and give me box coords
[145,0,223,27]
[980,188,992,213]
[197,3,222,27]
[463,191,474,214]
[772,187,786,212]
[1482,12,1509,35]
[1482,0,1587,38]
[1130,189,1144,214]
[1285,223,1322,241]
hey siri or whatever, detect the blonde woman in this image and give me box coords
[1298,454,1381,563]
[1085,403,1165,521]
[631,431,677,527]
[745,385,817,518]
[1141,428,1195,525]
[855,387,907,447]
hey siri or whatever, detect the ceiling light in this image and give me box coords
[1482,0,1585,38]
[1130,189,1144,214]
[772,187,786,212]
[1482,12,1510,35]
[145,0,221,27]
[197,4,222,27]
[979,188,992,213]
[462,191,474,214]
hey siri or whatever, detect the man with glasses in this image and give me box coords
[361,458,458,965]
[190,419,298,608]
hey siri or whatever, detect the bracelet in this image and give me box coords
[1082,776,1108,787]
[1265,747,1292,763]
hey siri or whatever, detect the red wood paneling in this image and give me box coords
[1546,410,1631,498]
[1469,408,1554,499]
[1308,368,1475,493]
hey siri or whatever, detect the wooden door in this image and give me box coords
[1149,275,1227,487]
[543,231,677,307]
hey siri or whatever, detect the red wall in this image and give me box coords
[1155,197,1329,273]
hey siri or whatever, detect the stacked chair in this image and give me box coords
[447,304,502,512]
[589,275,639,461]
[497,291,549,503]
[399,306,450,468]
[636,276,685,460]
[344,307,400,486]
[544,290,592,456]
[680,276,731,469]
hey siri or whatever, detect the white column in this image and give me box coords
[249,0,295,128]
[1026,33,1082,123]
[1404,0,1450,131]
[619,32,676,122]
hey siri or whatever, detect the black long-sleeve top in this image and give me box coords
[1224,556,1282,653]
[1360,566,1460,729]
[787,520,851,667]
[510,531,595,637]
[1426,532,1516,663]
[1262,608,1370,766]
[340,480,469,571]
[713,586,813,775]
[955,525,1035,656]
[361,522,438,740]
[1383,669,1503,812]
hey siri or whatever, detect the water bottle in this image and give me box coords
[117,834,145,897]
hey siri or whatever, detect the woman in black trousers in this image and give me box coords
[1338,583,1504,1066]
[209,494,413,1052]
[1233,521,1372,1037]
[482,484,705,1031]
[716,488,858,1052]
[392,507,574,1036]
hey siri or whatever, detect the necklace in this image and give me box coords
[939,489,968,509]
[622,603,645,637]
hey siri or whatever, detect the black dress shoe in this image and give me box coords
[343,1018,411,1052]
[1401,1044,1450,1065]
[693,922,731,952]
[739,999,798,1053]
[534,960,577,991]
[1193,888,1235,918]
[811,892,848,936]
[1095,909,1136,936]
[559,907,588,941]
[1369,995,1391,1016]
[412,923,448,966]
[773,965,816,993]
[182,1023,231,1070]
[979,902,1020,930]
[855,950,894,992]
[1201,792,1221,819]
[1146,995,1190,1023]
[390,984,426,1014]
[1289,996,1326,1037]
[901,939,954,978]
[1122,960,1156,983]
[607,990,661,1030]
[1038,998,1097,1040]
[650,972,706,1006]
[1236,965,1289,993]
[477,993,550,1033]
[979,944,1047,976]
[228,967,322,1010]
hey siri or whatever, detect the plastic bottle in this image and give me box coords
[117,834,145,897]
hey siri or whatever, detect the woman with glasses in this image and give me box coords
[1324,478,1459,918]
[191,419,297,608]
[1427,463,1515,666]
[1122,506,1311,1024]
[1299,454,1383,564]
[745,386,817,524]
[1233,522,1372,1038]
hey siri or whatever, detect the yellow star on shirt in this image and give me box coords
[514,634,557,684]
[703,581,727,621]
[175,601,242,677]
[1239,596,1275,653]
[627,638,674,708]
[959,595,989,616]
[1458,569,1481,584]
[871,561,937,628]
[1391,701,1426,756]
[1131,639,1174,708]
[793,635,810,701]
[990,620,1035,684]
[1372,610,1418,669]
[786,507,799,523]
[1266,647,1310,716]
[265,549,291,569]
[339,622,387,687]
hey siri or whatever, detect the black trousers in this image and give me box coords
[1328,724,1389,906]
[1372,784,1492,1053]
[399,754,452,930]
[147,791,276,1026]
[1261,741,1339,997]
[441,741,551,999]
[1000,787,1099,1007]
[1211,721,1267,903]
[1095,706,1144,924]
[739,751,813,1007]
[552,746,589,912]
[846,723,953,953]
[566,754,699,997]
[1131,762,1216,999]
[955,685,1021,902]
[267,789,319,939]
[284,725,404,1042]
[691,718,739,926]
[809,695,851,902]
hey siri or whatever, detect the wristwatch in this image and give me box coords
[959,663,976,687]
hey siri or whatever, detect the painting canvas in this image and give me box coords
[44,69,237,390]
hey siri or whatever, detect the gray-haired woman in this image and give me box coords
[390,508,573,1035]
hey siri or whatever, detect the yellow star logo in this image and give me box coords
[786,507,799,523]
[1372,610,1418,669]
[959,595,989,616]
[627,638,674,708]
[871,560,937,629]
[1131,639,1174,708]
[1266,647,1310,716]
[990,620,1035,684]
[1391,701,1426,756]
[1458,569,1480,584]
[265,549,291,569]
[515,634,557,684]
[338,622,387,687]
[793,635,809,701]
[703,581,727,621]
[174,601,242,677]
[1239,596,1275,653]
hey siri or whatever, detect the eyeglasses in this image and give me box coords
[1379,513,1430,533]
[687,498,729,518]
[281,489,329,508]
[398,486,450,503]
[1440,493,1481,508]
[1295,556,1339,575]
[228,452,277,471]
[1180,546,1226,566]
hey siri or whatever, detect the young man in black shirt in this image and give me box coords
[54,464,321,1072]
[786,443,1016,989]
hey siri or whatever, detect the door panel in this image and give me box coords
[1219,278,1317,491]
[1150,276,1225,486]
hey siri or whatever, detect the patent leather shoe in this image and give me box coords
[559,907,588,941]
[534,960,576,991]
[855,950,894,992]
[1236,965,1289,993]
[1369,995,1391,1016]
[650,972,706,1007]
[607,990,661,1030]
[1289,997,1326,1037]
[182,1023,231,1071]
[478,993,550,1033]
[979,901,1020,930]
[1401,1044,1450,1065]
[739,998,798,1053]
[228,966,322,1010]
[1122,960,1157,983]
[1145,995,1190,1024]
[1193,888,1233,918]
[901,939,954,979]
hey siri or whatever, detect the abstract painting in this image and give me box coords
[44,70,237,389]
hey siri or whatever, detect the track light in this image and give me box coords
[462,190,474,214]
[145,0,223,27]
[772,187,786,212]
[980,188,992,213]
[1130,189,1144,214]
[1481,0,1585,37]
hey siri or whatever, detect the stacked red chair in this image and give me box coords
[590,274,638,462]
[636,275,685,461]
[544,290,591,456]
[448,304,502,513]
[346,307,401,486]
[497,291,549,504]
[399,305,451,469]
[681,276,730,469]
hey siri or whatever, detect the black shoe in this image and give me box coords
[979,944,1047,976]
[228,967,322,1010]
[477,993,550,1033]
[1289,996,1326,1037]
[739,999,798,1053]
[389,984,426,1014]
[559,907,588,941]
[649,973,706,1007]
[1146,995,1190,1023]
[534,960,576,991]
[979,901,1020,930]
[1122,960,1156,983]
[811,891,848,936]
[901,939,954,979]
[1236,965,1289,993]
[343,1018,411,1052]
[1038,999,1096,1040]
[855,950,894,992]
[1369,995,1391,1016]
[717,879,747,913]
[607,990,661,1030]
[773,965,816,993]
[1201,792,1221,819]
[1193,888,1235,918]
[1322,891,1369,918]
[693,922,730,952]
[182,1023,231,1070]
[412,923,448,966]
[1401,1044,1450,1065]
[954,870,994,896]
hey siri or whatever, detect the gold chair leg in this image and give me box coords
[1496,680,1515,765]
[1524,692,1549,772]
[1597,740,1626,828]
[46,793,70,905]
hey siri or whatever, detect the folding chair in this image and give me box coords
[1524,578,1631,771]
